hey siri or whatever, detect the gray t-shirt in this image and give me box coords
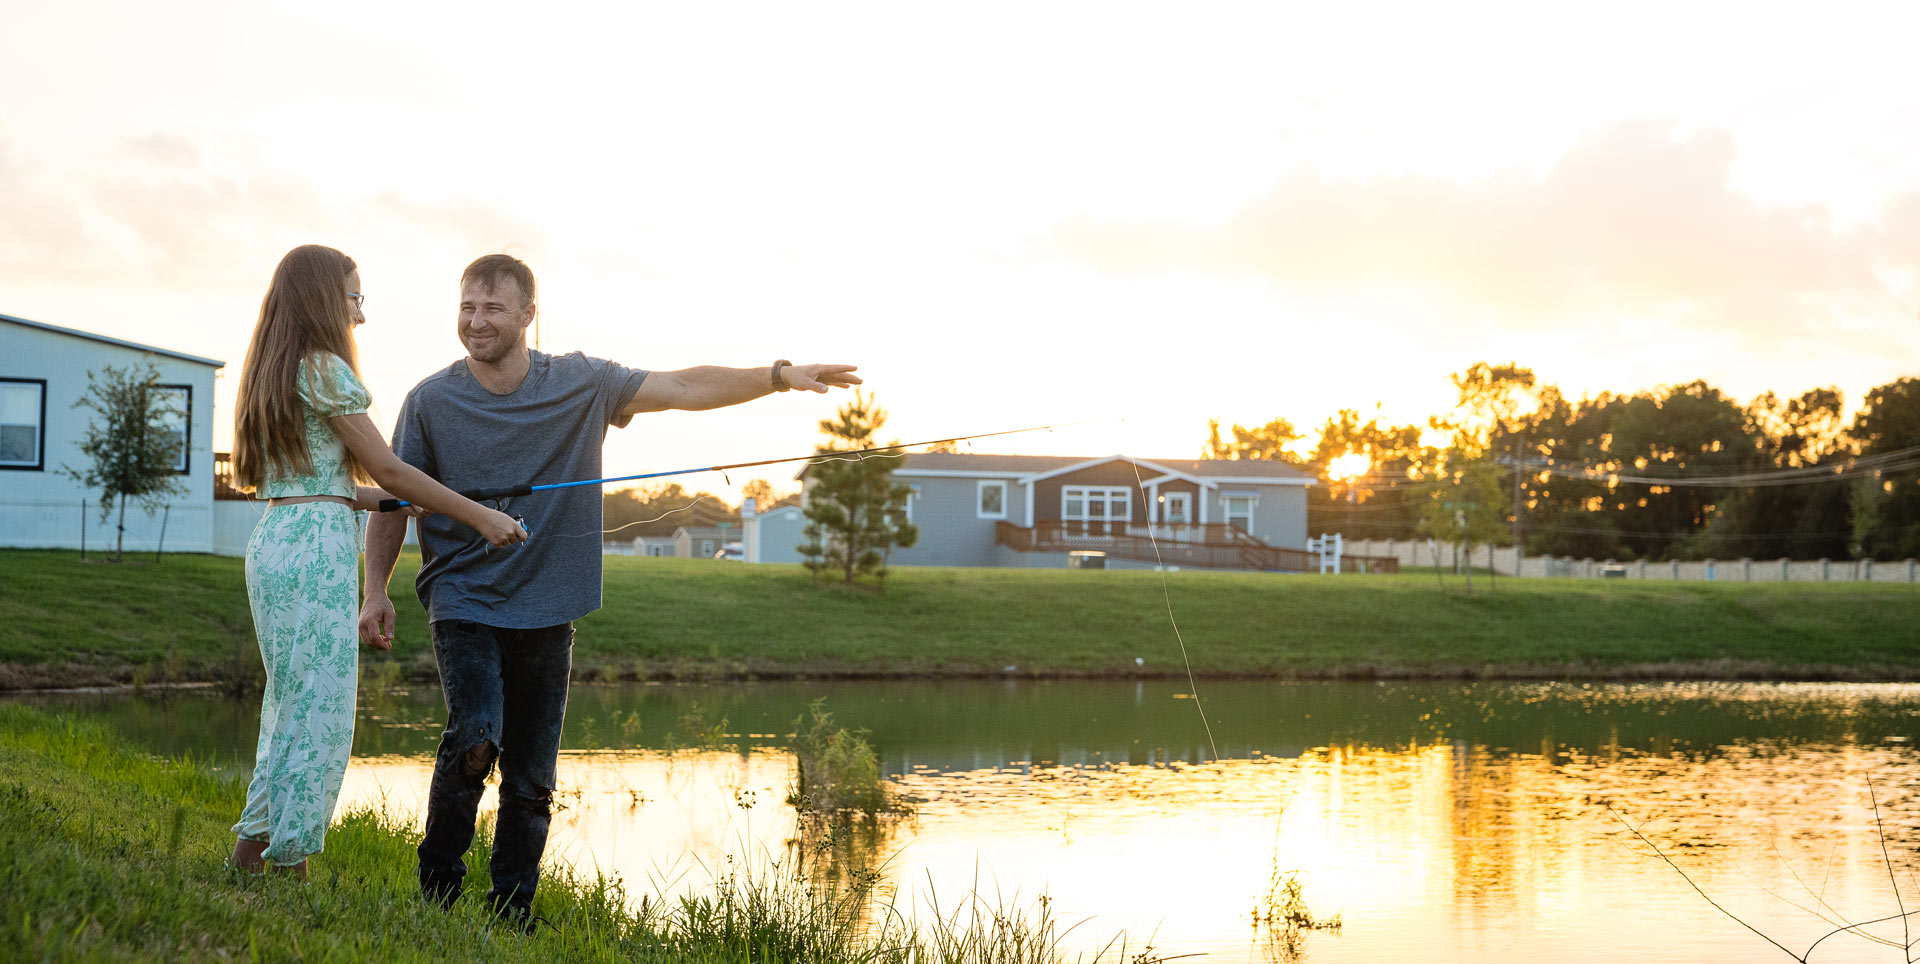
[394,350,648,628]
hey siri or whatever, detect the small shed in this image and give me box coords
[673,525,730,559]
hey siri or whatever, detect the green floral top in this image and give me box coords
[261,352,371,500]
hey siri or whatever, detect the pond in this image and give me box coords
[16,679,1920,963]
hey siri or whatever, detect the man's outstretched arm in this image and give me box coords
[622,362,859,416]
[358,509,410,649]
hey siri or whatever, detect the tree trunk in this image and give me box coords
[1463,535,1473,595]
[114,492,127,563]
[841,504,858,586]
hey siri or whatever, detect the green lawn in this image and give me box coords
[4,549,1918,689]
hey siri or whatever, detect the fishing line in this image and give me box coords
[1128,454,1220,763]
[480,453,922,545]
[600,496,716,538]
[377,421,1091,513]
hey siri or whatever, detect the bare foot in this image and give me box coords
[230,838,268,874]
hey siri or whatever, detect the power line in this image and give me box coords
[1518,451,1920,488]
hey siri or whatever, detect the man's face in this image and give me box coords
[458,277,533,364]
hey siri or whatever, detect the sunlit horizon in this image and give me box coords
[6,3,1918,505]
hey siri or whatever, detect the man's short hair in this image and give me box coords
[461,254,537,308]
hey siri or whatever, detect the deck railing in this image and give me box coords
[213,452,251,501]
[994,520,1399,573]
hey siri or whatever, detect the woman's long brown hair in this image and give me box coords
[232,245,372,492]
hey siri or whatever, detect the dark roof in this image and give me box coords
[800,451,1312,481]
[3,313,226,368]
[1133,458,1313,480]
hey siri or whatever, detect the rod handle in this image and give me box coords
[376,483,535,513]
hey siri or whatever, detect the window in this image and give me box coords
[977,480,1007,519]
[1062,485,1131,536]
[1223,493,1257,533]
[157,384,191,474]
[0,379,46,470]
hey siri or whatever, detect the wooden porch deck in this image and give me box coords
[994,521,1399,573]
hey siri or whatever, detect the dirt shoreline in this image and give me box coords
[8,658,1920,695]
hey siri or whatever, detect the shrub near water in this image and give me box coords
[787,698,910,819]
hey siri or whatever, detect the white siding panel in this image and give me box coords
[1,320,222,552]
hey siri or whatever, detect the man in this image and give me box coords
[357,253,857,924]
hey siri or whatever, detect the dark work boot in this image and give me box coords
[420,868,463,910]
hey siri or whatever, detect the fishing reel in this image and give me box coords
[480,498,530,553]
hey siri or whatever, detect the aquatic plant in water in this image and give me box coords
[1251,866,1341,963]
[787,698,912,819]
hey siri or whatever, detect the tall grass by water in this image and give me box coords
[0,702,1164,963]
[5,548,1919,690]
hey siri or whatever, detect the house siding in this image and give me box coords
[1034,464,1151,524]
[2,318,222,553]
[887,474,1013,567]
[748,506,808,564]
[1209,484,1307,549]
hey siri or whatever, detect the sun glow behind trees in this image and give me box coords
[1218,361,1920,562]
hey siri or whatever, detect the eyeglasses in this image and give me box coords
[347,292,366,309]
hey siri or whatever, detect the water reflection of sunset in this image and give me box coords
[29,679,1920,960]
[335,734,1920,963]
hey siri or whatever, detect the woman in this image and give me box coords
[227,244,525,877]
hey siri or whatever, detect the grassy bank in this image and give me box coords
[0,703,1126,963]
[4,549,1919,690]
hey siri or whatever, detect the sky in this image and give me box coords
[5,1,1918,502]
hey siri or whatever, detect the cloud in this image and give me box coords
[1055,120,1909,338]
[370,193,550,262]
[0,127,545,291]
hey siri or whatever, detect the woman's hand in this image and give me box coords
[475,507,528,547]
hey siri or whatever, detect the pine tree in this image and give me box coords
[63,360,187,562]
[798,389,918,587]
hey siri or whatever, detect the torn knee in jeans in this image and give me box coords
[502,782,555,815]
[462,739,499,779]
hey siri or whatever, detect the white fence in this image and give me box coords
[0,498,420,557]
[2,497,214,555]
[1340,537,1920,584]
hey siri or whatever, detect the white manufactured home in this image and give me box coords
[1,313,227,554]
[747,452,1322,572]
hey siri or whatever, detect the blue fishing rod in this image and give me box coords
[375,421,1084,513]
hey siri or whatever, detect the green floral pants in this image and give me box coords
[232,502,361,866]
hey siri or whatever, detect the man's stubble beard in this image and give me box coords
[463,336,519,366]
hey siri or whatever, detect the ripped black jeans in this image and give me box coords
[417,620,573,915]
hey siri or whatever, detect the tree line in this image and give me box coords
[602,479,801,541]
[1205,363,1920,562]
